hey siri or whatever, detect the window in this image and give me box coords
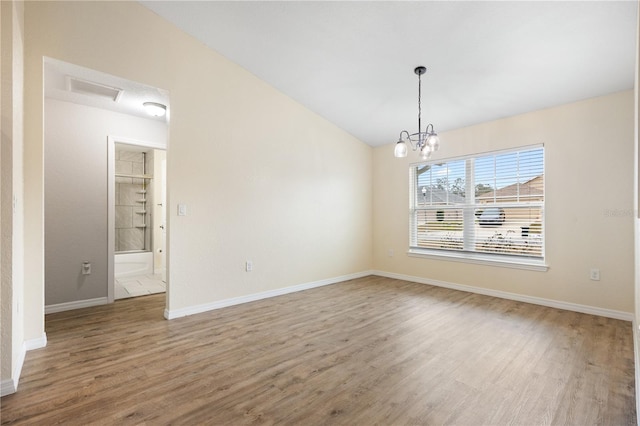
[409,146,544,267]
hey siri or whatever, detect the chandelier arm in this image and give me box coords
[399,130,417,150]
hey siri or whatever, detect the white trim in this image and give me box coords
[45,297,108,314]
[372,270,633,321]
[109,135,166,151]
[25,333,47,351]
[0,343,24,397]
[409,143,544,167]
[0,333,47,397]
[407,249,549,272]
[107,136,116,303]
[164,271,373,320]
[635,319,640,425]
[1,378,17,397]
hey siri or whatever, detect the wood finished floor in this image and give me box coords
[1,276,636,425]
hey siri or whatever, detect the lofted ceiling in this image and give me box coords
[139,1,637,147]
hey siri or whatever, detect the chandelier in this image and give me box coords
[393,66,440,159]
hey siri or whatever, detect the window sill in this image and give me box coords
[407,249,549,272]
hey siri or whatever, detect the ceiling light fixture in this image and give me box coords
[394,66,440,160]
[143,101,167,117]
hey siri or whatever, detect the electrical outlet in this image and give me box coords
[590,268,600,281]
[82,261,91,275]
[388,249,394,257]
[246,261,253,272]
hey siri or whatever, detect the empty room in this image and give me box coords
[2,1,640,424]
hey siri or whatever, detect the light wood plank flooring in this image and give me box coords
[1,276,636,425]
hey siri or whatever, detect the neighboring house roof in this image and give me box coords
[418,189,466,205]
[476,175,543,201]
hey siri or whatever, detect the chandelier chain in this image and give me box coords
[417,72,422,137]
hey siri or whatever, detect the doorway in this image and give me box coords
[43,57,170,313]
[109,140,167,300]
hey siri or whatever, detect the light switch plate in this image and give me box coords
[177,204,187,216]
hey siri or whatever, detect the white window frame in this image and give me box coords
[407,145,547,271]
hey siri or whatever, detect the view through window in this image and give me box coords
[410,146,544,261]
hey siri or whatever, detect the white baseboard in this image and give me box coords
[45,297,108,314]
[25,333,47,351]
[1,377,17,397]
[634,320,640,426]
[0,333,47,397]
[164,270,373,320]
[372,270,634,321]
[0,343,25,397]
[164,269,633,321]
[0,351,22,396]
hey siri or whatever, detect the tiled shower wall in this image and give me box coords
[115,146,154,252]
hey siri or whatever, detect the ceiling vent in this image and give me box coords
[66,76,123,102]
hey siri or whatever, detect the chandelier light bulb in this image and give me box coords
[394,140,408,158]
[420,144,432,160]
[427,133,440,151]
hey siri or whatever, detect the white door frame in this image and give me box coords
[107,135,166,303]
[160,158,167,283]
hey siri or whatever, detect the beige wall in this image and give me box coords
[374,91,634,313]
[633,3,639,415]
[24,1,372,324]
[44,98,167,306]
[1,0,25,393]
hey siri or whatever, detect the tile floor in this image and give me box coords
[115,273,166,300]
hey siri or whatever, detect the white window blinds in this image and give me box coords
[410,146,544,260]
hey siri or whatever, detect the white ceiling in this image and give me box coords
[44,57,170,123]
[140,1,637,147]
